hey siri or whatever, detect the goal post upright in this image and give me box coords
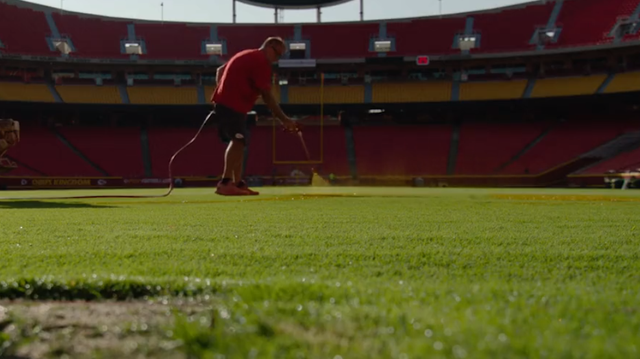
[273,71,325,166]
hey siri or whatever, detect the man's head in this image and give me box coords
[260,37,286,63]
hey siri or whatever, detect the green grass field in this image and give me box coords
[1,187,639,358]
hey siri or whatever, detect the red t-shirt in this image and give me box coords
[211,49,272,114]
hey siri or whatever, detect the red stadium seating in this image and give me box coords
[3,163,42,177]
[1,0,638,59]
[135,23,210,60]
[244,126,272,177]
[388,17,465,56]
[147,127,227,177]
[217,25,294,59]
[455,121,549,175]
[548,0,637,48]
[500,120,640,175]
[301,23,379,58]
[7,126,102,176]
[0,1,52,56]
[53,13,128,58]
[57,127,145,177]
[584,147,640,174]
[471,2,554,53]
[245,125,349,176]
[352,125,451,176]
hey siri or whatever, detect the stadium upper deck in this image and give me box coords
[0,0,638,62]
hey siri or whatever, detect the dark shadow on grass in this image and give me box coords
[0,201,115,209]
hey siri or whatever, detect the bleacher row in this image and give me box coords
[0,0,638,59]
[6,120,639,179]
[1,72,640,104]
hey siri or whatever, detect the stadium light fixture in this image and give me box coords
[457,36,478,51]
[278,79,288,85]
[52,39,72,55]
[368,109,384,114]
[374,40,391,53]
[289,42,306,51]
[205,43,223,55]
[124,42,143,55]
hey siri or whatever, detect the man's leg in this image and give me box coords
[222,138,244,182]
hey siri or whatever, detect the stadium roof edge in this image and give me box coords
[236,0,353,10]
[6,0,547,26]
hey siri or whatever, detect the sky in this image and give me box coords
[21,0,536,23]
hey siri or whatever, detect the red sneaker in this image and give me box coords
[237,180,259,195]
[215,181,249,196]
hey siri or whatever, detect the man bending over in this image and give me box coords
[211,36,297,196]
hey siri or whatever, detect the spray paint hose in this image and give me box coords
[0,112,216,201]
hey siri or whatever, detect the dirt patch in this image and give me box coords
[1,299,213,359]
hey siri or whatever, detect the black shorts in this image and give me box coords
[214,104,247,144]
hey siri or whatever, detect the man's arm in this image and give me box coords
[215,63,226,84]
[260,88,289,124]
[260,88,299,132]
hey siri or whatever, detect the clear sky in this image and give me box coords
[21,0,535,23]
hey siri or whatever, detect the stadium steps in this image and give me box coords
[140,127,153,177]
[44,11,61,38]
[344,125,358,178]
[494,125,554,173]
[52,128,110,176]
[547,0,564,28]
[596,73,616,94]
[197,85,206,104]
[46,82,63,103]
[446,123,460,175]
[118,84,130,104]
[364,84,372,103]
[523,78,536,98]
[536,157,601,186]
[574,131,640,173]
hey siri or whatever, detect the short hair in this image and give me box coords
[261,37,285,49]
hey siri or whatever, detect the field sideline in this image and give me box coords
[1,187,639,358]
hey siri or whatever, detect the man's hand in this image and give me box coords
[281,118,300,133]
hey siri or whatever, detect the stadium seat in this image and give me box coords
[53,13,129,58]
[301,23,378,58]
[387,17,465,56]
[6,126,102,176]
[584,146,640,174]
[57,127,145,177]
[352,125,451,176]
[147,127,226,177]
[288,85,364,104]
[531,75,607,98]
[0,2,52,56]
[500,120,639,175]
[217,25,294,59]
[471,2,554,53]
[127,86,199,105]
[455,121,549,174]
[548,0,637,48]
[0,82,55,103]
[245,125,349,177]
[459,80,528,101]
[135,23,210,60]
[204,85,281,105]
[604,72,640,94]
[372,82,452,103]
[56,85,122,104]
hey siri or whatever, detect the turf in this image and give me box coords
[1,187,639,358]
